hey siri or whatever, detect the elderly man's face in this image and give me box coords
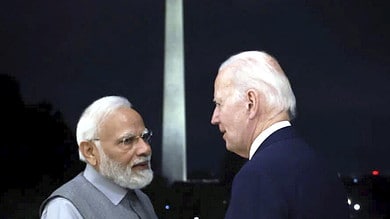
[96,107,153,189]
[211,69,252,158]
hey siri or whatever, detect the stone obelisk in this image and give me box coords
[162,0,187,184]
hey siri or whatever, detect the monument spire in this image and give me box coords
[162,0,187,184]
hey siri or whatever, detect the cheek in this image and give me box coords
[107,149,134,165]
[220,106,234,121]
[121,150,136,163]
[226,105,245,123]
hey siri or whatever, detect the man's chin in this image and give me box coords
[129,170,153,189]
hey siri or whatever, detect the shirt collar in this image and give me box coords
[249,121,291,160]
[83,164,128,205]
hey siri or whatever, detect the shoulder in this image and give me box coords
[51,173,87,197]
[40,197,83,219]
[39,172,85,216]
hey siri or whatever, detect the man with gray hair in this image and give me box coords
[211,51,349,218]
[40,96,158,219]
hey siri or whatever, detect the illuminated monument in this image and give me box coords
[162,0,187,184]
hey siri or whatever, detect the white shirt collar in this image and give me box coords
[249,121,291,160]
[83,164,128,205]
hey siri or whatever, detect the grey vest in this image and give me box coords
[39,173,158,219]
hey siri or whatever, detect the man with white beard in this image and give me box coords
[40,96,158,219]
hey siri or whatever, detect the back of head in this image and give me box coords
[219,50,297,119]
[76,96,132,162]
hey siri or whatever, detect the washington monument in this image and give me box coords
[162,0,187,184]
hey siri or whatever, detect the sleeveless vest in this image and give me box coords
[39,173,158,219]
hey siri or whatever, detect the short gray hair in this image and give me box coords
[219,51,297,119]
[76,96,132,162]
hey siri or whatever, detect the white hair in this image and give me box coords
[219,51,297,119]
[76,96,132,162]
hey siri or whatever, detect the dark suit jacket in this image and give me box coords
[225,126,349,219]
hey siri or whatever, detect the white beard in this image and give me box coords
[99,150,153,189]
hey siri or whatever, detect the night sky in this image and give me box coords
[1,0,390,179]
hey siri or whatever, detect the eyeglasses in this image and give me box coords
[119,128,153,146]
[91,128,153,147]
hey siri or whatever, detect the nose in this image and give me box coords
[136,139,152,156]
[211,108,219,125]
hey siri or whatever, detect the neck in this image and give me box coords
[256,111,289,136]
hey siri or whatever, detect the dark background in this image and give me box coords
[1,0,389,218]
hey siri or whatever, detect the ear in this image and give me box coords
[80,141,98,166]
[246,89,258,119]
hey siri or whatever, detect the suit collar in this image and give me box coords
[252,126,298,157]
[249,121,291,159]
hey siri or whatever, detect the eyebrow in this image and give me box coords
[118,128,147,138]
[116,132,136,141]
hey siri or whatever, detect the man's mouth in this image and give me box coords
[132,160,149,169]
